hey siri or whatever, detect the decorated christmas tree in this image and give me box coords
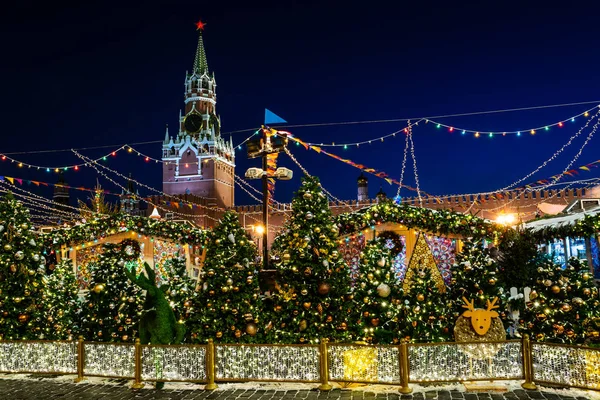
[450,239,505,322]
[44,259,80,340]
[270,176,352,344]
[163,256,197,331]
[189,211,262,343]
[351,238,402,344]
[0,193,47,340]
[522,257,599,344]
[401,266,453,343]
[81,239,143,342]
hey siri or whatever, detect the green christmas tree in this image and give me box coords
[450,239,505,322]
[401,267,453,343]
[0,193,47,340]
[522,257,599,344]
[44,259,80,340]
[189,211,262,343]
[270,176,352,344]
[351,238,403,344]
[163,256,197,332]
[81,239,143,342]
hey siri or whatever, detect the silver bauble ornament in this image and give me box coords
[376,283,391,298]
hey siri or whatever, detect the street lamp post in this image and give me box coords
[245,126,293,271]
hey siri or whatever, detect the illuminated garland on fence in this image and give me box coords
[334,200,505,239]
[42,214,208,248]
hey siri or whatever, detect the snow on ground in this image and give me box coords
[1,373,598,399]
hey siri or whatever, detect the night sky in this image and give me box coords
[1,1,600,208]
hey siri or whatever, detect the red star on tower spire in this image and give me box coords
[195,20,206,31]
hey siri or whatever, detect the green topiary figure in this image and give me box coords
[125,263,186,389]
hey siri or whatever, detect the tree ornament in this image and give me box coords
[18,314,28,323]
[377,258,386,267]
[376,283,391,298]
[282,253,291,262]
[416,293,425,302]
[544,279,553,287]
[303,302,311,310]
[301,288,308,295]
[227,233,235,244]
[306,212,313,220]
[371,318,380,327]
[317,282,331,295]
[3,244,12,251]
[488,278,496,285]
[314,227,321,233]
[221,286,229,293]
[304,267,312,276]
[28,239,36,246]
[245,322,258,336]
[551,285,561,294]
[246,276,253,285]
[561,303,572,312]
[303,192,312,200]
[93,284,105,294]
[583,288,591,296]
[299,319,307,331]
[216,331,223,338]
[226,278,233,286]
[9,264,17,273]
[215,239,221,245]
[529,291,538,300]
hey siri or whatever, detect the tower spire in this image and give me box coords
[193,20,209,75]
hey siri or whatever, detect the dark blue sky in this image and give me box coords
[1,1,600,207]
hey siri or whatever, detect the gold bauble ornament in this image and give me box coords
[93,284,105,294]
[18,314,28,323]
[282,253,291,262]
[529,291,538,300]
[544,279,553,287]
[566,329,575,338]
[9,265,16,273]
[326,315,333,323]
[299,319,307,331]
[221,286,229,293]
[301,288,308,296]
[314,227,321,233]
[122,335,129,341]
[245,322,258,336]
[183,300,191,308]
[3,244,12,251]
[226,278,234,285]
[97,331,103,337]
[583,273,590,281]
[488,278,496,285]
[363,311,370,317]
[233,286,240,293]
[246,277,253,285]
[416,294,425,302]
[235,329,242,338]
[304,268,312,276]
[536,333,545,341]
[317,282,331,295]
[125,318,132,325]
[215,239,221,245]
[551,285,561,294]
[537,313,547,322]
[216,331,223,338]
[339,322,347,331]
[377,258,386,267]
[367,273,374,281]
[303,192,312,200]
[561,303,572,312]
[208,290,215,296]
[584,288,592,296]
[207,270,215,277]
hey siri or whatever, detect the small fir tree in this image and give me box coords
[0,193,47,339]
[401,267,453,343]
[189,211,262,343]
[44,259,80,340]
[351,238,403,344]
[497,229,544,289]
[450,239,505,322]
[270,176,353,344]
[81,239,143,342]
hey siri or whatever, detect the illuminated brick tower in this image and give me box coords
[162,21,235,208]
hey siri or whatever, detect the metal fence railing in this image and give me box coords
[0,335,598,392]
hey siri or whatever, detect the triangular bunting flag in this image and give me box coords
[264,109,287,125]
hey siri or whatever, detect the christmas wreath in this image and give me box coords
[377,230,403,257]
[119,239,141,261]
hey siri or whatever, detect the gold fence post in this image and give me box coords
[521,334,537,390]
[318,338,332,391]
[399,340,412,394]
[132,338,145,389]
[205,339,218,390]
[74,336,86,383]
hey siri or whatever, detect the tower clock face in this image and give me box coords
[184,114,203,133]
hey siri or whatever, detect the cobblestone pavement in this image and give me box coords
[0,377,594,400]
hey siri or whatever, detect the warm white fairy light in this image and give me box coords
[532,343,600,389]
[407,342,522,382]
[0,342,77,374]
[395,127,410,199]
[141,345,207,381]
[328,344,399,383]
[216,345,319,381]
[407,123,423,207]
[83,343,135,378]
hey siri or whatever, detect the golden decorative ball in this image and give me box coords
[299,319,307,332]
[234,329,242,338]
[208,290,215,296]
[326,315,333,323]
[566,329,575,338]
[282,253,291,262]
[122,335,129,341]
[367,273,374,281]
[183,301,191,308]
[584,288,592,296]
[9,265,17,273]
[215,239,221,245]
[561,303,572,312]
[314,227,321,233]
[339,322,347,331]
[317,282,331,295]
[93,284,105,294]
[301,289,308,296]
[226,278,234,285]
[537,313,547,322]
[233,286,240,293]
[304,267,312,276]
[97,331,103,337]
[216,331,223,338]
[246,277,253,285]
[303,192,312,200]
[416,294,425,302]
[488,278,496,285]
[536,333,545,341]
[529,291,538,300]
[551,285,561,294]
[3,244,12,251]
[207,270,215,277]
[303,302,311,310]
[18,314,28,323]
[221,286,229,293]
[583,273,590,281]
[245,322,258,336]
[544,279,553,287]
[363,311,370,317]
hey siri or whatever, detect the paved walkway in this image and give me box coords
[0,377,594,400]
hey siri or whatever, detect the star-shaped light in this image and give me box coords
[195,20,206,31]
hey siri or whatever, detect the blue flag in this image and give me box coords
[264,109,287,125]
